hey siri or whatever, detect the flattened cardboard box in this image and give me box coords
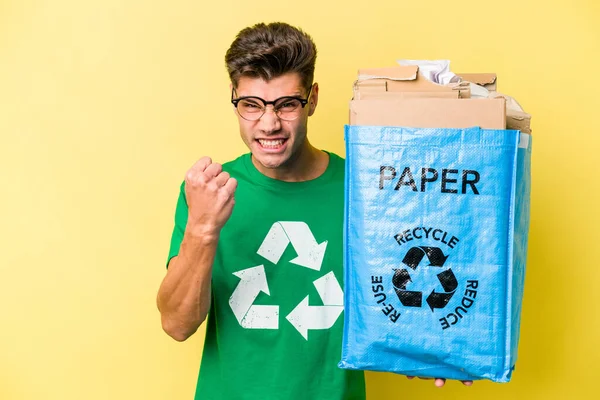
[355,65,470,98]
[350,98,506,129]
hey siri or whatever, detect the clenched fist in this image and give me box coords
[184,157,238,238]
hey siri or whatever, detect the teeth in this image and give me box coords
[258,139,284,148]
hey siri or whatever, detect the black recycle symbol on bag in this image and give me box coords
[392,246,458,311]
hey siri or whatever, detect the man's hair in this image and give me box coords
[225,22,317,92]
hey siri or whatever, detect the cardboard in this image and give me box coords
[507,109,532,134]
[349,98,506,129]
[350,66,534,132]
[489,91,532,134]
[456,73,498,91]
[355,91,459,100]
[356,66,470,98]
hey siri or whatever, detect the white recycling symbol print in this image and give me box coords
[228,221,344,340]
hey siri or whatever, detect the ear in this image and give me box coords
[308,83,319,117]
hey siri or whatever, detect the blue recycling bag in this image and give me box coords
[339,125,531,382]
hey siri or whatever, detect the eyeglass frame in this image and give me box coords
[230,84,314,121]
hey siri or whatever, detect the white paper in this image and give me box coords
[397,59,458,85]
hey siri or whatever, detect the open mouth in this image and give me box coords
[257,138,287,149]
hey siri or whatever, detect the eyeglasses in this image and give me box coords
[231,85,313,121]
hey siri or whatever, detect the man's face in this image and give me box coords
[233,73,318,172]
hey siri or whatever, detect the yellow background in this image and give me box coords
[1,0,598,399]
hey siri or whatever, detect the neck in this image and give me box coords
[252,142,329,182]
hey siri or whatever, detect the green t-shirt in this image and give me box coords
[167,152,366,400]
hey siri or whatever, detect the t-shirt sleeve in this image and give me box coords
[166,181,188,268]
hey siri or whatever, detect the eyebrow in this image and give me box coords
[238,93,303,98]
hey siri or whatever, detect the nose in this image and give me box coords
[257,105,281,134]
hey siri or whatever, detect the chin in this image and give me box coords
[253,152,292,170]
[255,155,286,169]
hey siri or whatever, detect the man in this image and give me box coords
[157,22,365,399]
[157,22,469,399]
